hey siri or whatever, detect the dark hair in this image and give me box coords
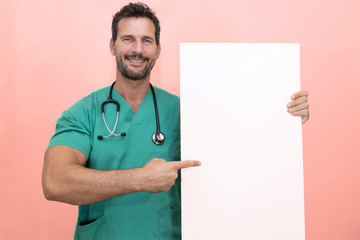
[111,2,160,45]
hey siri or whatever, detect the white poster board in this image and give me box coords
[180,43,304,240]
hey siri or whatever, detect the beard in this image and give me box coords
[115,49,157,81]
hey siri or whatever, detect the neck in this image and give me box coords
[114,72,151,113]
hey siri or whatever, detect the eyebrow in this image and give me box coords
[120,35,133,39]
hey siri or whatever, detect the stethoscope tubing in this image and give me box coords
[98,81,165,145]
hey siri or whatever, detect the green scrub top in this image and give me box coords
[48,85,181,240]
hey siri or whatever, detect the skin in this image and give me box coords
[42,17,310,206]
[109,17,161,113]
[287,90,309,124]
[42,146,199,205]
[42,17,200,206]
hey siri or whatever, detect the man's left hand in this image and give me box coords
[287,90,310,124]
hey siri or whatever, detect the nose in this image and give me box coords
[132,38,143,54]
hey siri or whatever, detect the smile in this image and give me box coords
[128,58,146,63]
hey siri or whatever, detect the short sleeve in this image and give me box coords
[48,100,92,158]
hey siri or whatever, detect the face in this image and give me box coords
[111,17,160,81]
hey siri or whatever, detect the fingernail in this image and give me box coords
[291,95,295,100]
[287,103,291,107]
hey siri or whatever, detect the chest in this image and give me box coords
[86,103,180,170]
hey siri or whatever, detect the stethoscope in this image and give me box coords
[97,82,165,145]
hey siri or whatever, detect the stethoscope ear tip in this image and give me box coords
[98,135,104,140]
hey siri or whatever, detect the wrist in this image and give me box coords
[134,167,147,192]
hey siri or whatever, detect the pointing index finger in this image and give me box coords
[170,160,201,170]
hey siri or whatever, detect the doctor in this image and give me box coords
[42,2,310,240]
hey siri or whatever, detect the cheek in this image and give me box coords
[147,49,159,59]
[115,44,131,54]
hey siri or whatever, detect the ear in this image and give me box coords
[109,38,116,56]
[156,42,161,59]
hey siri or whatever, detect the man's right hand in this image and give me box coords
[140,158,201,193]
[42,146,200,205]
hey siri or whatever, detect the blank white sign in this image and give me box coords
[180,43,304,240]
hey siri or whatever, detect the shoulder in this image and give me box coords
[71,86,110,109]
[153,86,180,106]
[152,86,180,121]
[65,86,110,116]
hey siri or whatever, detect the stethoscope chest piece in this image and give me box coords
[99,82,165,145]
[152,132,165,145]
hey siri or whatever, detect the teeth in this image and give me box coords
[129,59,145,63]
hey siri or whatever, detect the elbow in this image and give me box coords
[42,170,66,202]
[42,148,82,205]
[42,174,80,205]
[43,186,56,201]
[43,190,56,201]
[42,176,59,201]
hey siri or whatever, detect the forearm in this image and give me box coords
[43,164,145,205]
[42,146,197,205]
[42,146,148,205]
[44,165,145,205]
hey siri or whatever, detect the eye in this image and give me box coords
[122,37,133,42]
[143,38,153,43]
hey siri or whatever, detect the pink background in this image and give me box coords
[0,0,359,239]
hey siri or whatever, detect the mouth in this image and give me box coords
[125,54,148,64]
[128,58,146,63]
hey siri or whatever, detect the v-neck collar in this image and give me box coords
[111,86,153,124]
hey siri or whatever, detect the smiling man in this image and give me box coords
[112,17,159,81]
[42,2,309,240]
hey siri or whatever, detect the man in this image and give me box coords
[42,3,309,240]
